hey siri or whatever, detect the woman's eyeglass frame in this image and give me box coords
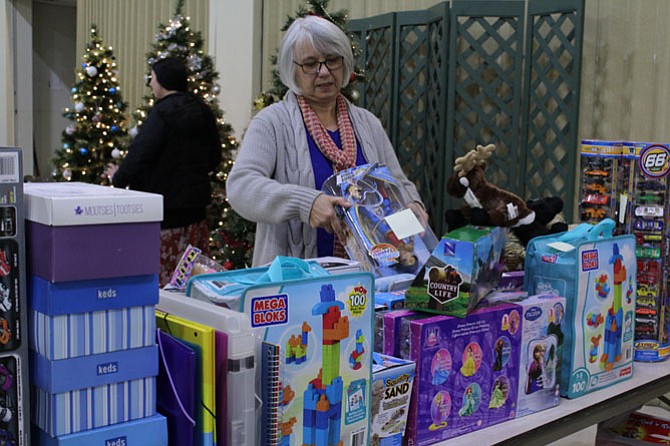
[293,56,343,75]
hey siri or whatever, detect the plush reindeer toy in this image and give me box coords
[445,144,536,228]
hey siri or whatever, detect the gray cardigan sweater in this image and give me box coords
[227,91,423,266]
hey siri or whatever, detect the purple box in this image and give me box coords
[405,302,522,445]
[382,309,418,358]
[27,221,160,282]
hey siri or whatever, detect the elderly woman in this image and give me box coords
[227,15,426,266]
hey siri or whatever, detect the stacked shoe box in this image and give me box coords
[25,182,167,445]
[0,148,31,446]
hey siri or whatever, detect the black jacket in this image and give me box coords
[113,92,222,229]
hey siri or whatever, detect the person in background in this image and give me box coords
[105,57,221,286]
[226,15,427,266]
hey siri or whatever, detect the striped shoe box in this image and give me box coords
[32,377,157,437]
[30,305,156,360]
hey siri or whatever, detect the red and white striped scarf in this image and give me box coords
[297,94,355,258]
[297,94,356,173]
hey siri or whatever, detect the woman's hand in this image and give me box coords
[309,194,352,241]
[407,201,429,223]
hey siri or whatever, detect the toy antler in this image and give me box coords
[454,144,496,178]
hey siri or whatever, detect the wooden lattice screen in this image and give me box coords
[350,0,585,235]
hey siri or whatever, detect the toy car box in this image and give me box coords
[404,302,521,445]
[322,163,438,280]
[405,225,508,317]
[370,352,416,446]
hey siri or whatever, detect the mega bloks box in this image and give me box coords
[32,376,156,437]
[322,163,438,279]
[525,221,636,398]
[404,302,521,445]
[482,291,566,417]
[405,225,508,317]
[237,271,375,446]
[370,352,416,446]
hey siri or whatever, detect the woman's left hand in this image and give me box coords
[103,163,119,180]
[309,194,352,242]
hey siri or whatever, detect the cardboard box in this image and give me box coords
[30,345,158,394]
[33,414,168,446]
[405,225,508,317]
[29,274,158,316]
[27,221,160,282]
[31,305,156,360]
[596,410,670,445]
[483,291,566,417]
[24,182,163,227]
[404,303,521,445]
[370,353,415,446]
[239,272,375,445]
[32,377,156,437]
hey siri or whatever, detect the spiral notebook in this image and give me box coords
[261,341,281,446]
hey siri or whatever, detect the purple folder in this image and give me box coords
[157,328,197,446]
[215,331,229,446]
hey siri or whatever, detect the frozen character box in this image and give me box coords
[404,302,521,445]
[322,163,438,280]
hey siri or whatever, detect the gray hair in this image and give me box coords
[277,15,354,95]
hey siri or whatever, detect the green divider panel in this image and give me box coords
[350,0,585,236]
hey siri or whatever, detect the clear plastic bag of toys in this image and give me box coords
[322,163,438,279]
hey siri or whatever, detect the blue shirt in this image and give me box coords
[308,129,366,256]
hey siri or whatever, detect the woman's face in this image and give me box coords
[294,41,343,106]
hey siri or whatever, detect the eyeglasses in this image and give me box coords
[293,56,343,75]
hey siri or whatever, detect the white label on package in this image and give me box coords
[547,241,576,252]
[385,208,424,240]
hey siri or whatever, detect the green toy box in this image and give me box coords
[404,225,508,317]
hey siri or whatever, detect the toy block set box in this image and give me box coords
[228,267,375,446]
[370,352,415,446]
[322,163,438,280]
[404,225,508,318]
[525,219,636,399]
[481,291,566,417]
[404,302,522,445]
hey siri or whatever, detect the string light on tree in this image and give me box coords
[51,24,128,185]
[120,0,255,268]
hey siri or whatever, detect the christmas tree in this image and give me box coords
[124,0,255,269]
[253,0,365,111]
[51,25,128,184]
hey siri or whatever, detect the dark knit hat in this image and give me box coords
[152,57,188,92]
